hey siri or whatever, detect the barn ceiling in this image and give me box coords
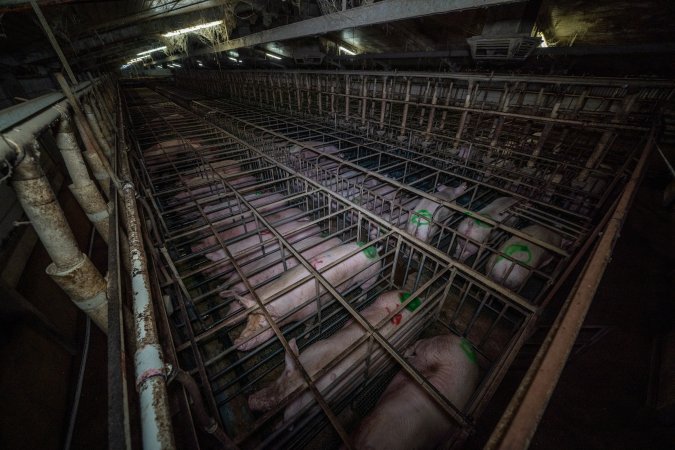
[0,0,673,76]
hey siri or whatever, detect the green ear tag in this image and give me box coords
[497,243,532,264]
[320,231,329,238]
[460,338,477,364]
[255,191,262,195]
[399,292,422,312]
[410,209,432,226]
[356,241,377,259]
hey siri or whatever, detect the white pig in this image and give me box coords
[349,334,480,450]
[486,224,562,290]
[197,218,321,277]
[453,197,519,262]
[248,291,419,416]
[232,242,382,351]
[200,191,289,223]
[191,207,305,255]
[405,183,469,242]
[223,237,343,294]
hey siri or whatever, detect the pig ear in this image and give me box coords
[283,338,301,377]
[436,185,447,192]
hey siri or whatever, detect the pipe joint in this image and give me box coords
[134,344,169,391]
[45,252,108,331]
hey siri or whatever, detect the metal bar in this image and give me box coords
[30,0,77,85]
[155,0,527,64]
[120,141,176,449]
[107,98,131,449]
[486,128,655,450]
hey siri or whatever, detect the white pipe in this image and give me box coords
[12,145,108,332]
[56,117,111,244]
[119,146,175,449]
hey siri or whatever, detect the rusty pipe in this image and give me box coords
[119,145,175,450]
[84,102,112,160]
[56,118,110,244]
[12,145,108,332]
[171,369,237,449]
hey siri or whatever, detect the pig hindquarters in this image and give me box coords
[248,291,417,419]
[405,183,469,242]
[486,224,562,290]
[350,334,479,450]
[453,197,518,262]
[232,242,382,351]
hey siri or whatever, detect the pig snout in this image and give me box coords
[234,314,274,351]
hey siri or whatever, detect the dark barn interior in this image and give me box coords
[0,1,674,449]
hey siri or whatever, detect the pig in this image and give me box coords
[405,183,469,242]
[349,334,480,450]
[232,242,383,351]
[191,207,305,254]
[486,224,563,290]
[223,237,343,294]
[196,217,321,277]
[200,191,289,224]
[289,141,342,163]
[248,291,420,417]
[453,197,519,262]
[172,172,257,202]
[144,138,201,160]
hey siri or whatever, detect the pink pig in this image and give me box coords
[453,197,518,262]
[232,242,382,351]
[248,291,418,418]
[405,183,469,242]
[349,334,480,450]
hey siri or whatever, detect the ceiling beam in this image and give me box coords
[155,0,526,63]
[78,0,224,35]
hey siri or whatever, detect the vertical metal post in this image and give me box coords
[399,78,412,139]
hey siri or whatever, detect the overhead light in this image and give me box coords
[126,54,151,65]
[137,46,167,56]
[198,62,204,67]
[163,20,222,37]
[229,50,239,57]
[266,52,282,60]
[228,56,238,62]
[338,45,356,56]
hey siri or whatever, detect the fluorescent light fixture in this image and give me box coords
[198,62,204,67]
[338,45,356,56]
[126,54,151,65]
[266,52,282,60]
[537,32,549,48]
[163,20,222,37]
[228,57,238,62]
[174,63,182,68]
[137,46,167,56]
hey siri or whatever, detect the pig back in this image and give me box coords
[350,334,479,450]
